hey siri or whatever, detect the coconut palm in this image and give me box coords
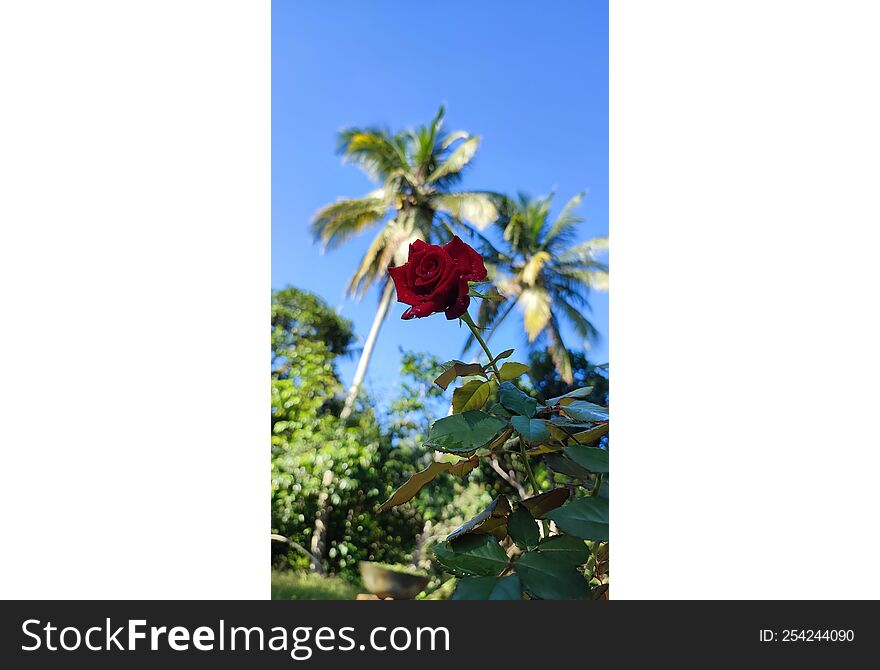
[465,191,608,383]
[312,106,501,419]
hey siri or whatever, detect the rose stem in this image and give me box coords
[460,311,501,378]
[518,437,549,536]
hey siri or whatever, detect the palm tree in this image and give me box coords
[465,192,608,383]
[312,106,501,419]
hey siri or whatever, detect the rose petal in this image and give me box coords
[444,278,471,319]
[443,236,487,282]
[389,265,419,306]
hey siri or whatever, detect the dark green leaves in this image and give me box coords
[433,534,509,576]
[452,574,521,600]
[498,382,538,418]
[424,411,508,453]
[543,452,593,480]
[508,505,540,549]
[511,416,551,443]
[535,535,589,566]
[564,445,609,473]
[515,551,589,600]
[545,496,609,540]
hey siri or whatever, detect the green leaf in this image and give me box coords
[515,551,590,600]
[434,360,485,391]
[498,362,530,381]
[546,496,609,540]
[536,535,589,566]
[508,505,540,549]
[543,452,593,480]
[564,445,609,473]
[546,386,594,406]
[451,574,521,600]
[452,379,494,413]
[498,382,538,418]
[424,411,509,453]
[520,488,572,518]
[433,534,509,577]
[511,416,552,444]
[561,400,609,422]
[487,402,511,419]
[447,495,511,542]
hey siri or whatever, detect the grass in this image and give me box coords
[271,570,362,600]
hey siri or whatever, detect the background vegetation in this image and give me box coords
[271,110,608,599]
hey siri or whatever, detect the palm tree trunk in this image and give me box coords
[340,280,395,420]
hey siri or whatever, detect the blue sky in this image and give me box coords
[272,1,608,405]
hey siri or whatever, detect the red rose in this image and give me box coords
[389,236,487,320]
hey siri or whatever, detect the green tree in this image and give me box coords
[311,107,502,418]
[466,192,608,383]
[271,287,422,574]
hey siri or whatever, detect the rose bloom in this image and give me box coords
[389,236,487,320]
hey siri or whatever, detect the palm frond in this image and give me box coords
[552,265,609,292]
[555,296,599,341]
[517,286,552,342]
[544,191,585,246]
[557,237,609,264]
[347,220,420,298]
[426,136,480,184]
[338,128,408,180]
[520,250,551,285]
[311,196,387,249]
[546,315,574,384]
[431,191,500,230]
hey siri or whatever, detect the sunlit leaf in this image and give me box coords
[452,379,494,413]
[499,361,530,380]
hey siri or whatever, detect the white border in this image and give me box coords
[0,1,270,598]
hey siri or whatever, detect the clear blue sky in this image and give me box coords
[272,0,608,405]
